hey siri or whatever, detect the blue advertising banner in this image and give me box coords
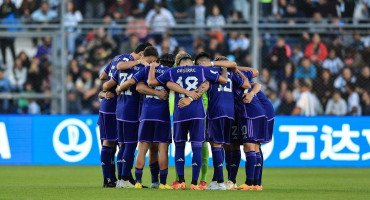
[0,115,369,167]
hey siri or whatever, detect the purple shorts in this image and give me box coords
[173,119,205,143]
[138,120,172,143]
[265,118,275,143]
[117,120,139,144]
[239,117,267,144]
[98,112,118,141]
[207,117,233,144]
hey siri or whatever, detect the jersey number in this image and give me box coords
[176,76,198,98]
[119,72,133,95]
[218,74,232,92]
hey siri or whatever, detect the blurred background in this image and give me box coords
[0,0,369,116]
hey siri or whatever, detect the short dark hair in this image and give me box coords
[214,56,228,61]
[299,79,311,89]
[134,42,152,54]
[143,46,158,58]
[345,82,355,91]
[194,52,210,65]
[159,53,175,67]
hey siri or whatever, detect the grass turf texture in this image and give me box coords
[0,166,369,200]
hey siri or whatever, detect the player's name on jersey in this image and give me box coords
[176,68,196,73]
[155,69,166,73]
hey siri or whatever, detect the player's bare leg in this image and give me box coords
[134,142,150,189]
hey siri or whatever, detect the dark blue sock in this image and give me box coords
[229,150,241,184]
[117,144,125,179]
[110,145,117,182]
[101,146,112,180]
[160,168,168,185]
[122,143,137,179]
[212,147,224,183]
[245,151,256,186]
[255,152,262,185]
[149,161,160,183]
[135,168,143,183]
[191,142,202,184]
[175,142,185,178]
[224,150,232,180]
[258,147,264,186]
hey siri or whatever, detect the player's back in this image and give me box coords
[134,65,171,122]
[100,54,133,113]
[113,63,145,122]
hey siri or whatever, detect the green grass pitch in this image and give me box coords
[0,166,369,200]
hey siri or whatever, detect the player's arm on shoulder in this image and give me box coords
[242,82,261,103]
[207,60,237,70]
[217,74,228,84]
[102,78,117,91]
[119,78,136,93]
[178,80,209,108]
[147,62,161,87]
[237,66,259,77]
[236,69,250,89]
[194,81,210,97]
[99,71,108,80]
[136,82,168,100]
[117,59,143,70]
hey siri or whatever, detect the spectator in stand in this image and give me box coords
[314,68,334,107]
[296,0,316,17]
[316,0,337,18]
[8,58,27,92]
[166,0,188,20]
[35,37,52,62]
[334,67,356,93]
[362,90,370,115]
[304,33,328,63]
[343,47,364,70]
[28,98,40,114]
[0,68,10,113]
[336,0,355,18]
[260,0,272,17]
[131,0,154,17]
[268,36,291,74]
[17,82,34,114]
[126,13,148,39]
[67,91,82,114]
[84,0,105,19]
[277,89,296,115]
[18,51,30,69]
[356,65,370,94]
[292,79,322,116]
[206,4,225,43]
[266,88,281,111]
[273,0,288,17]
[345,82,361,116]
[27,57,43,92]
[162,33,178,54]
[31,1,57,22]
[108,0,132,20]
[228,32,249,60]
[86,28,117,60]
[290,44,303,67]
[102,14,120,44]
[294,57,317,80]
[325,89,347,116]
[19,0,39,20]
[188,0,206,25]
[279,61,294,85]
[309,12,328,33]
[261,68,278,92]
[278,80,288,99]
[206,36,224,60]
[322,49,344,75]
[120,33,139,55]
[0,0,17,66]
[145,3,176,34]
[64,1,83,59]
[350,33,366,52]
[75,69,100,114]
[87,45,111,74]
[283,3,305,23]
[68,59,81,83]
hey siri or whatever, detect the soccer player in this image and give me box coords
[118,53,175,189]
[189,53,250,190]
[147,52,227,190]
[232,68,266,191]
[103,45,158,188]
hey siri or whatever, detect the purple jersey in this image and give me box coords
[133,65,171,122]
[207,68,245,119]
[99,54,134,113]
[156,65,220,122]
[112,64,145,122]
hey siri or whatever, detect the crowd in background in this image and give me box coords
[0,0,369,115]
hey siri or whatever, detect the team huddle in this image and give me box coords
[98,42,274,191]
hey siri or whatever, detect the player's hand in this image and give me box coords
[186,90,201,100]
[105,91,114,99]
[115,86,121,95]
[178,97,192,108]
[242,92,254,103]
[155,89,169,100]
[138,59,149,66]
[149,62,160,68]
